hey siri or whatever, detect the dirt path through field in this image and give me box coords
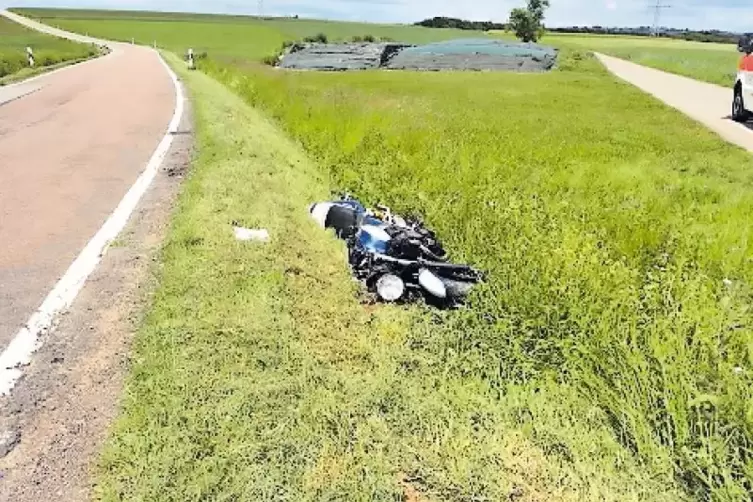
[595,53,753,153]
[0,10,191,501]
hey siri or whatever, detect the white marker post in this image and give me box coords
[187,48,195,70]
[26,47,34,68]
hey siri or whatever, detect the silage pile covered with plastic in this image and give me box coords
[279,38,557,72]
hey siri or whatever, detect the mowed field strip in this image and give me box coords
[13,8,753,502]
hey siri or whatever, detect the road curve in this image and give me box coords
[0,13,175,352]
[1,9,108,45]
[595,52,753,154]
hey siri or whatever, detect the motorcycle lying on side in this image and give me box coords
[309,196,483,306]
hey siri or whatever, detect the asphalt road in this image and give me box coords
[0,14,175,349]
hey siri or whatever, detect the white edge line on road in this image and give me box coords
[0,50,185,396]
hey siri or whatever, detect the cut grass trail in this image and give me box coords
[96,52,683,502]
[0,14,97,81]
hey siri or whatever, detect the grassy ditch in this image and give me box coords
[95,54,685,501]
[24,9,753,501]
[203,52,753,500]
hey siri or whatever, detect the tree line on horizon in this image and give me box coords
[416,0,550,42]
[415,16,744,45]
[414,16,507,31]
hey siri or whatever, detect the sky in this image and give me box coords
[5,0,753,31]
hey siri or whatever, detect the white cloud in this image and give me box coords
[5,0,752,31]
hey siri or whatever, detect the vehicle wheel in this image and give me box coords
[732,89,750,123]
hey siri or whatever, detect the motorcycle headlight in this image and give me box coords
[376,274,405,302]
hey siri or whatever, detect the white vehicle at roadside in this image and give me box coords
[733,34,753,122]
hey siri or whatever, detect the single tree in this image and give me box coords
[509,0,550,42]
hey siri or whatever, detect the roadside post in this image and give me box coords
[187,48,195,70]
[26,47,34,67]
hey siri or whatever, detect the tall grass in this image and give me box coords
[203,53,753,499]
[24,8,753,499]
[97,53,686,502]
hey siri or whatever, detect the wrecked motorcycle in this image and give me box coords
[309,196,483,306]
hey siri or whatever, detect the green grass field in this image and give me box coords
[97,54,686,502]
[548,33,740,86]
[19,8,738,86]
[489,29,740,87]
[15,8,490,63]
[0,14,98,82]
[15,8,753,501]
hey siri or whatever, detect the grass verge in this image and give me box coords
[0,14,98,80]
[14,7,492,63]
[0,52,102,86]
[95,54,684,501]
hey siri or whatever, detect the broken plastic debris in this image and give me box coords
[233,226,270,242]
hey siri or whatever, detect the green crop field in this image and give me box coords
[0,14,98,83]
[15,8,491,63]
[15,8,753,502]
[19,8,738,86]
[546,33,740,86]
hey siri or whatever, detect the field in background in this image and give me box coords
[546,32,740,86]
[21,8,738,86]
[0,14,97,82]
[15,8,753,501]
[16,8,491,62]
